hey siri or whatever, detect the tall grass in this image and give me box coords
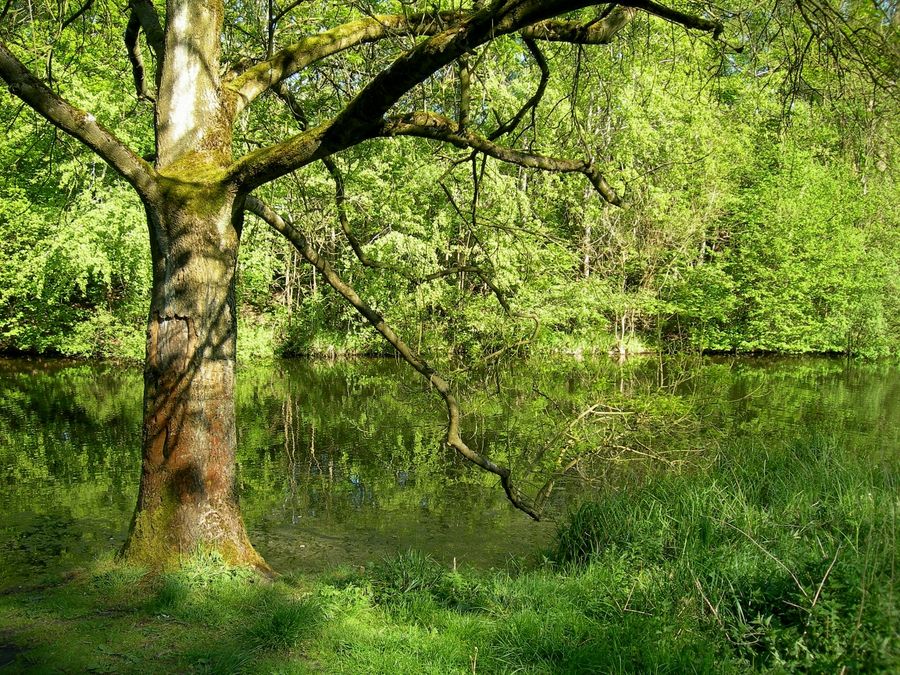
[547,434,898,671]
[353,434,896,672]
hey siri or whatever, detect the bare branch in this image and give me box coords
[124,13,155,102]
[127,0,164,58]
[60,0,95,31]
[0,40,157,199]
[379,112,621,204]
[245,196,541,520]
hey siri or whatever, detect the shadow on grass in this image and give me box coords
[0,552,322,673]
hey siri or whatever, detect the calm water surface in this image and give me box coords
[0,356,897,586]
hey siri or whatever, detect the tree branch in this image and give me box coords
[127,0,165,58]
[520,6,637,42]
[124,13,155,102]
[245,196,541,520]
[0,40,157,199]
[322,153,518,316]
[490,36,549,140]
[227,11,460,118]
[624,1,724,39]
[379,112,621,204]
[60,0,95,31]
[275,83,518,303]
[320,155,390,271]
[230,0,727,189]
[227,3,649,120]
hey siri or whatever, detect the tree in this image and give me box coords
[0,1,894,571]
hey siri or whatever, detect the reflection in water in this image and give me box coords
[0,356,897,586]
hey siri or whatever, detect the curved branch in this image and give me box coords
[60,0,95,31]
[323,154,527,317]
[0,40,157,199]
[230,0,727,188]
[230,1,641,187]
[125,13,155,101]
[245,196,541,521]
[379,112,621,205]
[278,85,519,305]
[127,0,164,58]
[490,37,549,140]
[320,155,388,270]
[227,12,459,118]
[227,3,647,120]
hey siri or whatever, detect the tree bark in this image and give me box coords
[117,1,267,571]
[121,178,268,572]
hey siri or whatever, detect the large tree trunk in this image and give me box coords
[119,1,267,571]
[121,179,268,572]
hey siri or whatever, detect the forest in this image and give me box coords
[0,0,898,672]
[1,2,897,363]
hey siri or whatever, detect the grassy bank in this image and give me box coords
[1,434,896,673]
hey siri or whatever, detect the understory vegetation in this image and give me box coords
[1,433,895,673]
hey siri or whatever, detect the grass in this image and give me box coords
[0,435,896,673]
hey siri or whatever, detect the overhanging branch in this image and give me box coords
[226,3,645,121]
[0,40,157,199]
[227,11,459,118]
[245,196,542,521]
[230,0,724,189]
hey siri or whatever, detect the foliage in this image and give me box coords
[1,5,897,360]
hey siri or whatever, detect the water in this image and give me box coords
[0,356,897,586]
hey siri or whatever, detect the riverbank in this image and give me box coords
[1,433,895,673]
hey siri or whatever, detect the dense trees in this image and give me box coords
[1,1,897,569]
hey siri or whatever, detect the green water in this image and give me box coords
[0,356,897,586]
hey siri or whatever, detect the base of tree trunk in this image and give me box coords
[121,497,274,577]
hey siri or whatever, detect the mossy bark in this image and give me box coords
[121,178,269,573]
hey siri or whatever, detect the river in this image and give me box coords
[0,356,897,587]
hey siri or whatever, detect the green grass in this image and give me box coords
[0,435,896,673]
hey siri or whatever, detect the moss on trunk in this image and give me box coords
[122,179,269,575]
